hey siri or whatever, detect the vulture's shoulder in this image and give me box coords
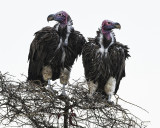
[33,26,59,43]
[70,29,86,54]
[84,38,99,48]
[71,30,85,41]
[88,38,96,43]
[110,42,130,58]
[82,38,100,56]
[28,26,59,61]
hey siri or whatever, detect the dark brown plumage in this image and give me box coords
[28,11,86,85]
[28,27,59,83]
[82,20,130,100]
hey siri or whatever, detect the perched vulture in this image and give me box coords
[82,20,130,101]
[28,11,86,94]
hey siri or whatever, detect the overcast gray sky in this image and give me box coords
[0,0,160,127]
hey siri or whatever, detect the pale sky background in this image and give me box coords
[0,0,160,127]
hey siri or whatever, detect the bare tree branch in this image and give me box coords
[0,71,149,128]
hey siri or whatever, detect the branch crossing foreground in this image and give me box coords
[0,72,149,128]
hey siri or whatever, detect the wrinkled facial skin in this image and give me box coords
[47,11,68,25]
[101,20,121,40]
[54,11,68,24]
[102,20,121,31]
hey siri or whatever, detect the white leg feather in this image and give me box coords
[60,68,70,85]
[87,81,98,98]
[104,77,116,101]
[42,66,52,81]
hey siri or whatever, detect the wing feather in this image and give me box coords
[28,26,59,82]
[109,42,130,94]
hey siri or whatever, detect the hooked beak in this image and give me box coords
[114,22,121,29]
[47,14,55,22]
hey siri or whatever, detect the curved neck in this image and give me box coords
[97,30,115,49]
[54,21,73,46]
[102,30,112,40]
[55,20,73,33]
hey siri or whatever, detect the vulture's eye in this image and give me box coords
[58,13,62,16]
[108,22,111,24]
